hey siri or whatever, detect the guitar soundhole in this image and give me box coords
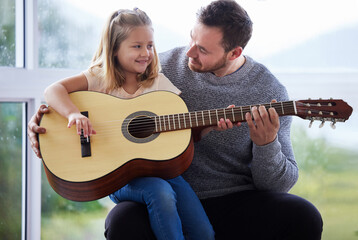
[122,111,159,143]
[128,116,155,139]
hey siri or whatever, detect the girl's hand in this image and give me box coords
[67,112,96,137]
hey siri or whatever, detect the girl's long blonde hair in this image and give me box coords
[90,8,159,92]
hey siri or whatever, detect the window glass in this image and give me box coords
[242,0,358,72]
[41,168,114,239]
[37,0,103,69]
[0,102,23,239]
[0,0,16,67]
[36,0,212,69]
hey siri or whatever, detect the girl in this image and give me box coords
[44,8,215,240]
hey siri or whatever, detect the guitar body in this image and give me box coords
[39,91,193,202]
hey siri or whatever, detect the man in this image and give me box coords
[28,1,323,239]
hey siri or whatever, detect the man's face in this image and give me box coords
[186,23,228,76]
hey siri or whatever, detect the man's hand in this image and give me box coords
[200,105,241,138]
[245,100,280,146]
[27,105,49,158]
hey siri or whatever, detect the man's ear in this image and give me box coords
[228,46,243,60]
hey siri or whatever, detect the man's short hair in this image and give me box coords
[197,0,253,52]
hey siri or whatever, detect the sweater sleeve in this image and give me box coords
[250,115,298,192]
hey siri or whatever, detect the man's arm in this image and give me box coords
[27,105,49,158]
[250,114,298,192]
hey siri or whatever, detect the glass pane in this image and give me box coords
[37,0,103,69]
[0,102,23,239]
[290,125,358,240]
[0,0,16,67]
[242,0,358,72]
[41,168,114,239]
[36,0,212,69]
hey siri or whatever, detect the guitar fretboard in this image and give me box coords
[153,101,297,133]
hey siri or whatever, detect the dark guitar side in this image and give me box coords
[42,137,194,202]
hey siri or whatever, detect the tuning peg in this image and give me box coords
[330,120,336,129]
[319,120,325,128]
[309,119,314,128]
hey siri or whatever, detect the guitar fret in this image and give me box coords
[183,113,187,128]
[172,115,174,129]
[163,116,167,131]
[155,116,158,132]
[224,109,227,120]
[240,106,244,121]
[195,112,198,127]
[178,114,181,129]
[172,114,176,130]
[216,109,219,123]
[189,112,192,127]
[232,108,235,122]
[293,101,297,115]
[202,111,205,126]
[159,116,162,132]
[167,115,171,130]
[208,110,212,125]
[281,102,285,115]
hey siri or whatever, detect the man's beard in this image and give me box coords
[188,54,227,74]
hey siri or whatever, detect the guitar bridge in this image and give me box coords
[80,111,91,158]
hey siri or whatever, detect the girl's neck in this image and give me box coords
[122,75,140,94]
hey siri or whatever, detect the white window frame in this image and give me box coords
[1,0,79,239]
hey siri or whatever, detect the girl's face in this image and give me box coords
[115,26,154,79]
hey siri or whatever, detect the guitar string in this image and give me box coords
[123,104,335,134]
[86,104,297,133]
[46,101,338,135]
[48,104,298,136]
[93,104,298,135]
[89,105,297,132]
[52,105,335,136]
[87,100,331,129]
[92,103,297,127]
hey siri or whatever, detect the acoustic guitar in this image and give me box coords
[38,91,353,201]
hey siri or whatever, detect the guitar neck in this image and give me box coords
[153,101,296,133]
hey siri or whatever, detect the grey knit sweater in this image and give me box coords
[159,47,298,199]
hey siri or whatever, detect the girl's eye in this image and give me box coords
[134,45,141,48]
[147,45,153,49]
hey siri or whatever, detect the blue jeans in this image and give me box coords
[109,176,215,240]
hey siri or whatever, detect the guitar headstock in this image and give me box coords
[295,99,353,128]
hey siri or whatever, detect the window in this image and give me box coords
[37,0,102,69]
[0,0,16,67]
[0,102,24,239]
